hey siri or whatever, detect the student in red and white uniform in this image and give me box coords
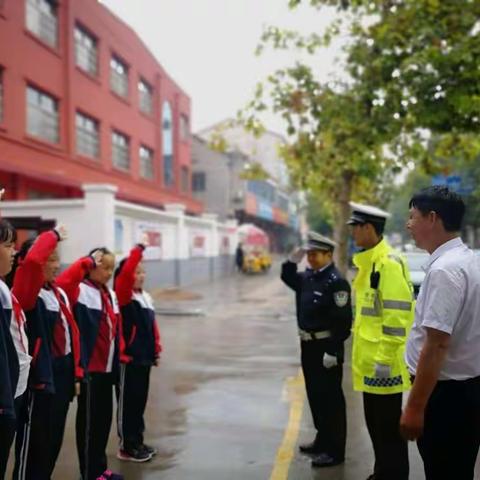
[0,189,31,480]
[10,226,84,480]
[57,247,128,480]
[0,217,30,480]
[115,240,161,462]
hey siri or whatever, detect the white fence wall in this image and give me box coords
[1,184,239,288]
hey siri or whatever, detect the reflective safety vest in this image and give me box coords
[352,239,414,394]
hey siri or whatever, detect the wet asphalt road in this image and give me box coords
[9,263,480,479]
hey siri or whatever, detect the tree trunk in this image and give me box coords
[333,172,354,276]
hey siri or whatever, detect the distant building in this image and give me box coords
[194,123,302,251]
[0,0,201,232]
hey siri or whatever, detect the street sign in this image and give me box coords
[431,174,474,195]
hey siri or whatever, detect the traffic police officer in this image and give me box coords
[281,232,352,468]
[348,202,414,480]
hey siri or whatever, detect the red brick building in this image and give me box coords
[0,0,201,213]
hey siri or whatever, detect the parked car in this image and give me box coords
[404,251,430,298]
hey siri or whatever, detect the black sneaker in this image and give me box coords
[140,443,158,456]
[117,447,152,463]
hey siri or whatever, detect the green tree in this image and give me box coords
[242,0,480,270]
[242,37,406,273]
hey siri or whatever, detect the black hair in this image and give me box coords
[113,258,127,288]
[371,222,385,236]
[88,246,113,257]
[0,219,17,245]
[86,247,114,279]
[4,237,35,288]
[409,186,465,232]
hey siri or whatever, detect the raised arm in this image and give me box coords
[13,230,60,311]
[115,244,145,307]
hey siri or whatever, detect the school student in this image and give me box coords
[57,247,128,480]
[11,226,84,479]
[0,218,30,479]
[115,242,161,462]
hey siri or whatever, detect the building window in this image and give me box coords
[138,79,153,115]
[74,25,97,76]
[26,85,59,143]
[192,172,206,192]
[26,0,58,48]
[110,56,128,98]
[0,69,3,123]
[76,111,99,159]
[139,145,154,180]
[162,101,174,186]
[180,114,189,141]
[112,130,130,170]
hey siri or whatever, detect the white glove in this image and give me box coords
[323,353,338,369]
[288,247,305,264]
[374,363,391,379]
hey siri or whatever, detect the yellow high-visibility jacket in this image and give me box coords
[352,239,414,394]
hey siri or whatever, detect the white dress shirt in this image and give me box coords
[405,237,480,380]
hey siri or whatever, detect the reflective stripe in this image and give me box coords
[364,375,403,387]
[382,325,406,337]
[383,300,412,311]
[361,307,380,317]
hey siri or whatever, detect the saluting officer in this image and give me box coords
[281,232,352,468]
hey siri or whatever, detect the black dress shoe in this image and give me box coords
[298,440,322,455]
[311,453,344,468]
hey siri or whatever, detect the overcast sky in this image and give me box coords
[100,0,342,135]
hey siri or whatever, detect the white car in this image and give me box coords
[404,251,430,298]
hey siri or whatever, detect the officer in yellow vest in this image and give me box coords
[348,202,414,480]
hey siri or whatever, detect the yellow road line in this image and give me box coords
[269,369,306,480]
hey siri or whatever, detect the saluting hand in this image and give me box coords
[54,224,68,241]
[0,188,5,201]
[288,247,305,264]
[91,249,104,267]
[140,232,150,248]
[400,405,424,441]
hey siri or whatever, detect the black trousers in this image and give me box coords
[13,355,73,480]
[363,392,408,480]
[0,394,25,480]
[417,376,480,480]
[116,363,151,451]
[0,410,17,480]
[76,372,114,480]
[300,340,346,460]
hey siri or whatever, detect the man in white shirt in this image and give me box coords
[402,186,480,479]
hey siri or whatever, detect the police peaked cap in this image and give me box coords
[347,201,391,226]
[303,231,337,252]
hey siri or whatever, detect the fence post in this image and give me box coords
[164,203,187,286]
[82,183,118,251]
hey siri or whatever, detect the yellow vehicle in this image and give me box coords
[237,224,272,274]
[242,248,271,274]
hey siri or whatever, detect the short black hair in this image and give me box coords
[113,257,127,287]
[0,219,17,245]
[4,237,34,288]
[371,222,385,236]
[88,246,113,257]
[409,186,465,232]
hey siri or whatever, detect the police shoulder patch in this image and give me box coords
[334,291,349,307]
